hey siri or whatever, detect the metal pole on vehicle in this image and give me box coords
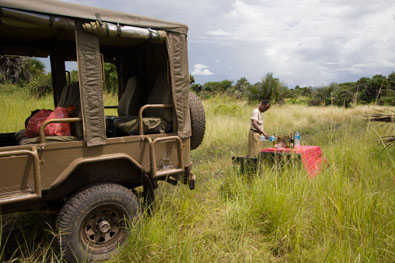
[82,21,167,42]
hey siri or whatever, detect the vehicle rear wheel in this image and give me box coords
[57,183,139,262]
[189,92,206,150]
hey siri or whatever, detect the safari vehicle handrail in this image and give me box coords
[141,136,184,179]
[0,147,41,204]
[138,104,173,135]
[39,118,82,143]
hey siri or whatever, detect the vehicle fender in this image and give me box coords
[51,153,144,188]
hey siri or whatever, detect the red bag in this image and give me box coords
[25,107,71,137]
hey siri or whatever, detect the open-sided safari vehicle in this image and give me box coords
[0,0,205,261]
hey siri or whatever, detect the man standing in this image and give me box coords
[248,100,270,157]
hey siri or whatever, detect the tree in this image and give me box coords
[0,56,46,86]
[332,85,354,107]
[103,63,118,94]
[234,77,250,93]
[247,73,286,103]
[296,86,312,96]
[357,75,387,103]
[190,74,204,94]
[380,72,395,105]
[203,80,233,94]
[387,72,395,89]
[0,55,28,84]
[273,84,290,104]
[232,77,250,99]
[190,75,195,85]
[25,58,45,78]
[309,85,333,106]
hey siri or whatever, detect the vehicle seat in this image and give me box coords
[58,82,83,139]
[145,70,173,122]
[15,129,78,145]
[118,77,141,117]
[14,83,82,145]
[110,76,171,135]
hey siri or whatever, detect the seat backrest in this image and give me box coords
[145,71,172,121]
[118,77,141,116]
[58,83,83,138]
[58,82,80,111]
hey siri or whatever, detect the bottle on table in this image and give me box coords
[260,135,276,142]
[261,135,277,148]
[294,131,300,148]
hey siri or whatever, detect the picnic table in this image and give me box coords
[261,146,325,178]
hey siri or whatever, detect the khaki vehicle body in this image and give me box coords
[0,134,191,209]
[0,0,206,260]
[0,1,202,217]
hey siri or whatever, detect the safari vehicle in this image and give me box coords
[0,0,205,261]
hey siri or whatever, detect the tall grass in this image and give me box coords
[0,89,53,132]
[0,93,393,262]
[114,96,394,263]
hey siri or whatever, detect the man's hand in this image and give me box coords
[252,120,268,138]
[258,130,269,139]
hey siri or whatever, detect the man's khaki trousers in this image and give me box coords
[248,130,261,157]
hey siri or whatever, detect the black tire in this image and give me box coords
[57,183,139,262]
[189,92,206,150]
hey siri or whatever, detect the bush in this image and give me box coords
[26,74,52,98]
[0,83,19,93]
[377,89,395,105]
[286,96,311,105]
[203,80,233,94]
[332,85,354,107]
[104,63,118,94]
[309,86,333,106]
[214,104,242,115]
[308,98,322,106]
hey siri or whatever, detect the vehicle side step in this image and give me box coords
[0,190,40,204]
[155,168,184,178]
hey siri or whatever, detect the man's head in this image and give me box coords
[258,100,270,112]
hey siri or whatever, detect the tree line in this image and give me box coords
[1,55,394,106]
[191,73,395,106]
[0,56,117,97]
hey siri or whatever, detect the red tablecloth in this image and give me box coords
[261,146,325,178]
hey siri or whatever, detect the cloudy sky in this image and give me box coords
[63,0,395,87]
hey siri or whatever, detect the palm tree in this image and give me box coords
[247,73,285,103]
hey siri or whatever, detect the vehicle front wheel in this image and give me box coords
[57,183,139,262]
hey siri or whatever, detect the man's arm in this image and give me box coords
[252,120,269,138]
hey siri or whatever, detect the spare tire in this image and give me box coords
[189,92,206,150]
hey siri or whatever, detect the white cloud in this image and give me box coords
[62,0,395,87]
[191,64,214,76]
[202,0,395,86]
[207,29,232,37]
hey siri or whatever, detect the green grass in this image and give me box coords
[0,92,394,262]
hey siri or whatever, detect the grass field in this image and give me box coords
[0,90,394,262]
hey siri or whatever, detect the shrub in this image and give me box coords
[214,104,242,115]
[0,83,19,93]
[308,98,322,106]
[26,74,52,97]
